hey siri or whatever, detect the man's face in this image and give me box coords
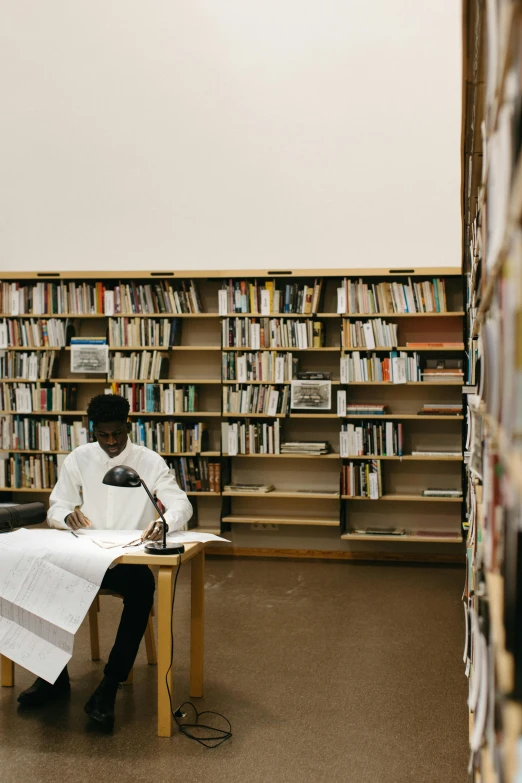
[92,420,130,458]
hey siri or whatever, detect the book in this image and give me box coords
[348,528,408,536]
[223,484,275,493]
[422,489,463,497]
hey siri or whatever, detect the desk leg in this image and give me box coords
[157,566,174,737]
[190,550,204,698]
[1,655,14,687]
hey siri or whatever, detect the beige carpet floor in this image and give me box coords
[0,557,468,783]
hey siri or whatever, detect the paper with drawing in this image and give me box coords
[0,529,126,683]
[0,528,228,684]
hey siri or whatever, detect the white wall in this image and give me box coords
[0,1,462,273]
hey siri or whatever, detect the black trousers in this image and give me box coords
[97,564,156,683]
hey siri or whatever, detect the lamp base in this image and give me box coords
[144,542,185,555]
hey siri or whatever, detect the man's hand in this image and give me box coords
[141,519,168,542]
[65,510,91,530]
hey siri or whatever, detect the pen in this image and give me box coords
[70,530,79,538]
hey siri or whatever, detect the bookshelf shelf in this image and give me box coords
[341,346,464,352]
[226,453,341,459]
[222,380,341,386]
[341,312,465,318]
[222,346,341,352]
[222,491,340,499]
[222,514,340,527]
[0,410,86,415]
[289,414,341,419]
[186,491,221,497]
[0,487,53,493]
[0,313,222,319]
[340,455,463,461]
[341,414,464,420]
[340,532,463,543]
[340,381,463,386]
[341,494,463,502]
[0,449,221,457]
[126,411,222,417]
[108,345,222,351]
[109,379,221,385]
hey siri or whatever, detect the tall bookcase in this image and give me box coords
[0,268,464,560]
[462,1,522,780]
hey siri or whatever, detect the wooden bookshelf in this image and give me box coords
[462,2,522,779]
[0,268,464,554]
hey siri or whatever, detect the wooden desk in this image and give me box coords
[1,541,206,738]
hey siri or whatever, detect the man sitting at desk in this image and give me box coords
[17,393,193,731]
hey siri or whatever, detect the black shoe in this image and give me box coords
[84,676,121,732]
[17,667,70,707]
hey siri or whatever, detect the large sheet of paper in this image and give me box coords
[76,529,230,548]
[0,529,128,684]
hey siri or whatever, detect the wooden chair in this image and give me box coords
[87,589,157,684]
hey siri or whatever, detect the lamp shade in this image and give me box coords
[102,465,141,488]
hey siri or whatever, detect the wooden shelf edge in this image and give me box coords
[222,515,340,526]
[341,533,463,543]
[342,495,463,502]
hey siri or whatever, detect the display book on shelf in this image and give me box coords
[0,269,464,549]
[461,3,522,779]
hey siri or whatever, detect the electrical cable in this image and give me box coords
[164,558,232,748]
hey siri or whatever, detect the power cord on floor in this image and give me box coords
[165,558,232,748]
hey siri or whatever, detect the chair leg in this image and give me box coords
[1,655,14,687]
[88,599,101,662]
[144,612,157,665]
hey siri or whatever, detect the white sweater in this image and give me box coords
[47,440,193,531]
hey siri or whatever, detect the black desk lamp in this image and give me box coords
[102,465,184,555]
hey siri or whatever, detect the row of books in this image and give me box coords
[0,452,64,489]
[420,358,464,384]
[0,416,89,452]
[221,420,281,455]
[0,280,203,315]
[0,351,59,381]
[222,351,297,383]
[166,457,221,493]
[340,352,421,383]
[0,383,78,413]
[341,319,398,349]
[0,318,68,348]
[342,461,382,497]
[222,385,291,416]
[105,281,203,316]
[340,422,403,457]
[338,401,387,416]
[108,382,199,413]
[108,317,182,347]
[130,420,208,454]
[337,277,449,314]
[222,318,324,349]
[109,351,167,381]
[218,279,323,315]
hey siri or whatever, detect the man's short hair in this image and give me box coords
[87,394,130,426]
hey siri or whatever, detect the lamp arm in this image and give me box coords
[140,479,169,548]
